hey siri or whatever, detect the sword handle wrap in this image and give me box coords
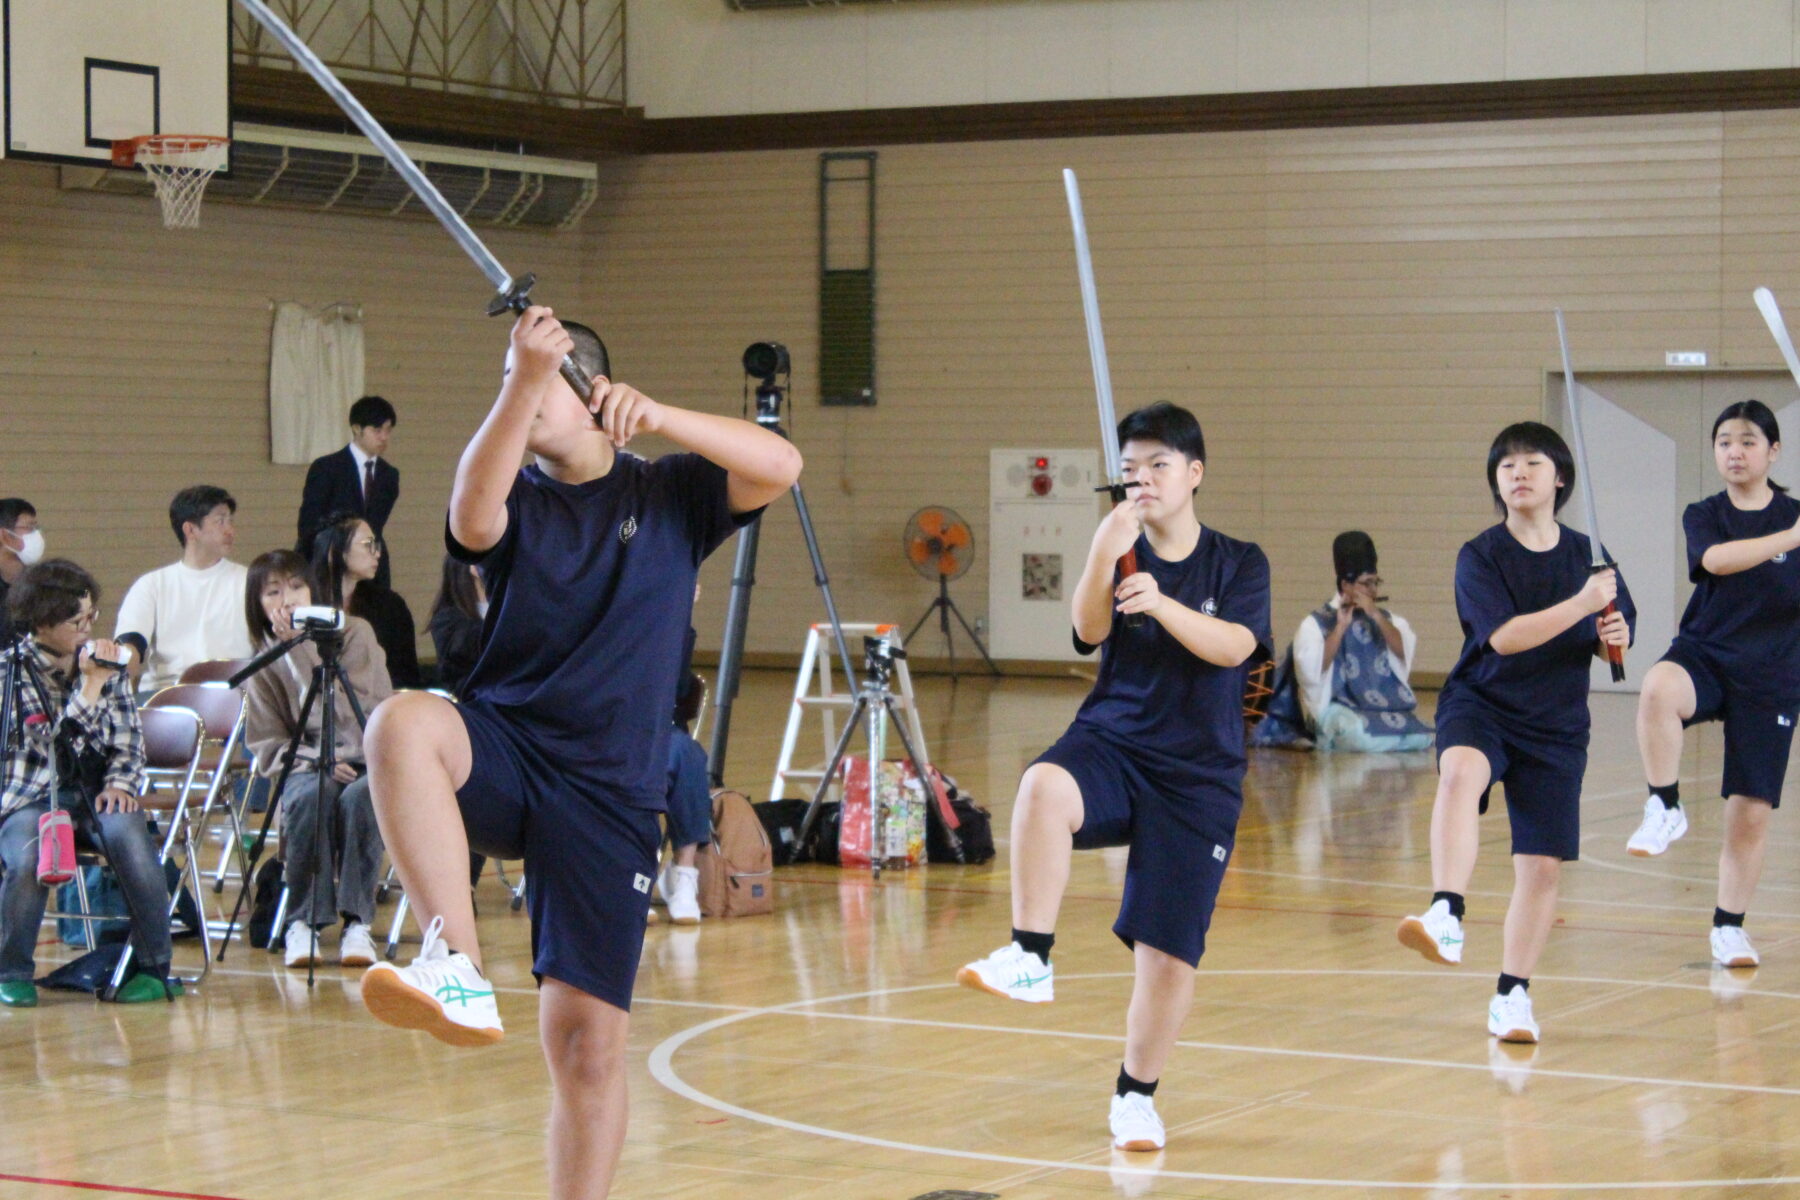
[1601,600,1626,682]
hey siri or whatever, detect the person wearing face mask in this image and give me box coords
[0,499,43,646]
[241,549,393,969]
[312,514,422,688]
[115,486,254,695]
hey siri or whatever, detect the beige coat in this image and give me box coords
[244,616,394,778]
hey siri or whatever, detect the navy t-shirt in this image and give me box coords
[1438,523,1636,745]
[1073,526,1273,794]
[1673,490,1800,705]
[448,453,758,809]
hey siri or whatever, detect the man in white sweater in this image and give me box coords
[116,485,254,695]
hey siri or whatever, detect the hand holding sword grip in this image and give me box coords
[1601,600,1627,682]
[1118,547,1146,629]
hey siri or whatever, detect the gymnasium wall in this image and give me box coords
[629,0,1800,118]
[4,104,1800,679]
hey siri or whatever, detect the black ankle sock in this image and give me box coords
[1013,928,1054,963]
[1649,782,1681,810]
[1432,891,1466,921]
[1116,1066,1158,1098]
[1714,908,1746,928]
[1497,973,1529,995]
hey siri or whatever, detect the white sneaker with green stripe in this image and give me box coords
[956,941,1054,1003]
[361,916,503,1046]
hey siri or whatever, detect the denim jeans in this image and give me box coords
[665,727,712,849]
[0,790,174,982]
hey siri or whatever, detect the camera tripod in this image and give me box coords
[221,618,368,989]
[795,636,963,874]
[709,372,855,786]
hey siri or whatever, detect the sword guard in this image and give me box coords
[486,273,537,317]
[1096,481,1140,499]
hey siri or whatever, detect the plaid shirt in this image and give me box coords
[0,638,145,817]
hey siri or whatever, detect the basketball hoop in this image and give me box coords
[111,135,230,229]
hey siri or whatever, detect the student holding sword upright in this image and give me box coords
[956,171,1271,1155]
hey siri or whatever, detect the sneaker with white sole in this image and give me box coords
[1488,985,1539,1044]
[284,919,320,969]
[665,864,702,925]
[1397,899,1464,965]
[1110,1091,1166,1152]
[956,942,1054,1003]
[1626,797,1688,857]
[1712,924,1760,968]
[339,921,377,967]
[361,915,503,1046]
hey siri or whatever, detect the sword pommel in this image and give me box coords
[486,273,538,318]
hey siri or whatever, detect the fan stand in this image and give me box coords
[905,573,1001,680]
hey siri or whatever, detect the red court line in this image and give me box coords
[0,1172,247,1200]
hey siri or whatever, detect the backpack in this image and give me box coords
[248,856,285,949]
[697,789,774,918]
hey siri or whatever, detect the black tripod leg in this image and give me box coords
[795,694,868,860]
[708,513,762,787]
[790,482,856,689]
[904,600,937,649]
[218,681,318,960]
[947,596,1002,676]
[883,694,963,864]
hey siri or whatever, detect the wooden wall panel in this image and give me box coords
[10,105,1800,682]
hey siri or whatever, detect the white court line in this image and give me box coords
[647,970,1800,1190]
[1579,833,1800,893]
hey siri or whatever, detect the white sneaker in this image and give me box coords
[1110,1091,1166,1152]
[956,942,1054,1003]
[339,921,377,967]
[361,915,504,1046]
[284,919,320,969]
[665,865,702,925]
[1626,797,1688,857]
[1397,899,1464,965]
[1712,924,1760,968]
[1488,986,1539,1044]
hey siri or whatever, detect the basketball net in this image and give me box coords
[112,135,230,229]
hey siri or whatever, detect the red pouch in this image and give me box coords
[37,807,76,886]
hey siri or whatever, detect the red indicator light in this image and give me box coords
[1034,457,1049,469]
[1031,474,1052,496]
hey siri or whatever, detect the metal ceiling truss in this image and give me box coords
[233,0,626,110]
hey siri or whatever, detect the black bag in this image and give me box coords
[38,943,174,1001]
[248,856,284,949]
[929,794,995,865]
[754,799,811,866]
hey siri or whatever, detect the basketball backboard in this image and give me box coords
[2,0,229,165]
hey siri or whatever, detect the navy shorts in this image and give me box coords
[1035,726,1237,968]
[1663,643,1798,807]
[1435,712,1583,860]
[455,699,662,1011]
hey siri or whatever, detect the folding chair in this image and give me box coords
[146,683,254,907]
[44,704,209,990]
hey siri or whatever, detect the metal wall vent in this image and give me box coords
[61,122,597,231]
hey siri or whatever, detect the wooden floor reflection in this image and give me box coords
[5,670,1800,1198]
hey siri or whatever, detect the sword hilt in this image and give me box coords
[1102,481,1146,629]
[1590,562,1626,682]
[485,272,603,430]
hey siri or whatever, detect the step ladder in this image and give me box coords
[768,622,931,804]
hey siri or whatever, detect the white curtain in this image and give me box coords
[269,301,365,465]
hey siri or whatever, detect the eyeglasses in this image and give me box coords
[353,537,383,553]
[60,608,99,632]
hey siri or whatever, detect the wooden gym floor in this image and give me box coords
[5,667,1800,1199]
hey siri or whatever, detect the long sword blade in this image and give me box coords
[231,0,596,408]
[1554,308,1606,569]
[1063,169,1124,485]
[1754,286,1800,391]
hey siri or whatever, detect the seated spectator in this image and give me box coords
[1253,531,1432,752]
[0,498,43,646]
[241,550,392,969]
[0,560,181,1005]
[427,554,486,697]
[116,485,253,695]
[311,514,422,688]
[297,394,400,588]
[658,618,709,925]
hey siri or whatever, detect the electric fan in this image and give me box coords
[902,507,999,678]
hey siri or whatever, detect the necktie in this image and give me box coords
[363,459,375,508]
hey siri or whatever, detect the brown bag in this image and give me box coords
[697,789,774,918]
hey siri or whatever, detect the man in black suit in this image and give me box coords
[296,395,399,587]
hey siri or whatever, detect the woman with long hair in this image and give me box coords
[312,514,422,688]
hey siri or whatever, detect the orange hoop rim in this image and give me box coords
[110,134,230,170]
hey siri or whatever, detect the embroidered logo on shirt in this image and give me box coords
[1212,844,1227,863]
[1201,598,1218,616]
[633,873,652,894]
[1776,552,1789,564]
[1781,715,1794,728]
[619,515,638,544]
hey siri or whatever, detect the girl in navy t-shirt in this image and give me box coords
[1628,400,1800,971]
[1397,422,1633,1045]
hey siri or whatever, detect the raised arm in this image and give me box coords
[449,307,570,553]
[593,386,801,514]
[1488,568,1615,656]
